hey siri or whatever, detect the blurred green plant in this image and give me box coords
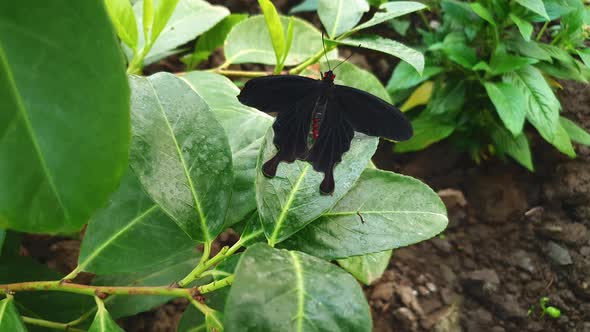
[388,0,590,170]
[0,0,450,331]
[528,296,562,319]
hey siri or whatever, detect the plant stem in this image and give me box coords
[209,68,270,78]
[21,316,86,332]
[536,21,550,41]
[0,279,221,298]
[199,275,234,294]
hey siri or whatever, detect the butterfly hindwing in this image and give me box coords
[334,85,413,141]
[238,75,319,113]
[306,96,355,194]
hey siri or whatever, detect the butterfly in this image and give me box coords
[237,43,413,195]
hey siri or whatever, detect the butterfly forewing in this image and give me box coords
[334,85,413,141]
[238,75,319,113]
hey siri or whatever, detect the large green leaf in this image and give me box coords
[515,0,549,20]
[337,250,392,285]
[491,126,534,171]
[77,169,197,275]
[489,50,537,75]
[224,15,332,66]
[88,299,124,332]
[282,169,447,259]
[133,0,229,64]
[337,35,424,74]
[0,229,5,256]
[318,0,369,38]
[0,297,27,332]
[354,1,427,31]
[484,82,527,136]
[506,39,552,62]
[503,66,562,152]
[0,256,94,323]
[224,244,372,332]
[105,0,139,50]
[129,73,233,242]
[0,0,130,234]
[257,132,377,246]
[181,71,273,227]
[92,251,199,319]
[560,116,590,146]
[257,62,386,246]
[577,49,590,69]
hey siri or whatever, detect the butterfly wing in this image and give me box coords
[237,75,319,113]
[305,96,355,195]
[333,85,413,141]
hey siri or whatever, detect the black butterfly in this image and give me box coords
[237,59,413,195]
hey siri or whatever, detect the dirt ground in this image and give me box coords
[16,1,590,331]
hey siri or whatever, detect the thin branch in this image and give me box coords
[199,275,234,294]
[208,68,271,78]
[21,316,86,332]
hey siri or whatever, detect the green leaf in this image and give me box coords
[184,14,247,69]
[105,0,139,50]
[514,0,549,20]
[503,66,560,147]
[395,117,455,152]
[0,0,130,234]
[93,252,199,319]
[469,3,495,25]
[337,34,424,74]
[319,0,369,38]
[0,297,27,332]
[577,49,590,68]
[538,44,576,64]
[509,14,533,41]
[0,256,94,322]
[484,82,527,136]
[129,73,233,241]
[560,116,590,146]
[441,0,482,27]
[88,299,124,332]
[337,250,392,285]
[506,39,552,61]
[491,127,534,171]
[428,81,466,115]
[258,132,377,246]
[387,62,443,93]
[134,0,229,64]
[77,169,197,274]
[225,15,333,66]
[143,0,154,41]
[489,49,537,75]
[354,1,427,31]
[282,169,447,259]
[149,0,180,44]
[224,244,372,332]
[440,36,477,68]
[181,71,273,227]
[289,0,318,14]
[258,62,386,245]
[552,122,577,157]
[177,306,206,332]
[258,0,285,72]
[283,17,295,67]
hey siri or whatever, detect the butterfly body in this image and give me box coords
[238,70,412,195]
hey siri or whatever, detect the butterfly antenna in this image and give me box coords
[322,31,331,71]
[332,52,354,70]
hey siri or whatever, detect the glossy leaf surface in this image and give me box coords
[0,297,27,332]
[282,169,448,259]
[337,250,392,285]
[225,15,329,65]
[0,0,130,233]
[78,169,197,274]
[318,0,369,38]
[354,1,427,31]
[224,244,372,332]
[181,71,273,227]
[129,73,233,241]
